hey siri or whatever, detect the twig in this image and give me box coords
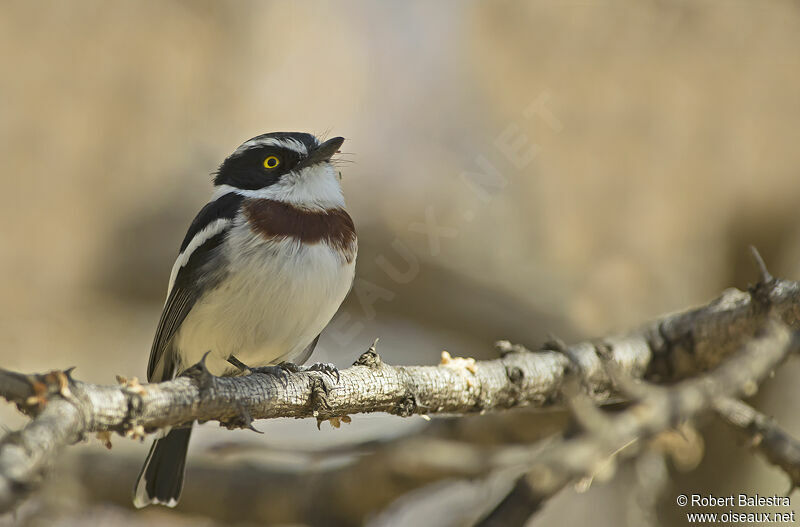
[714,397,800,489]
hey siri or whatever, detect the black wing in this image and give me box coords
[146,192,243,382]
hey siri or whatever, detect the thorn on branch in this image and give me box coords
[750,246,774,285]
[495,339,530,357]
[354,338,382,368]
[749,246,777,310]
[181,351,216,393]
[220,404,262,434]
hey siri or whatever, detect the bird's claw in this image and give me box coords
[248,365,293,387]
[227,357,339,386]
[276,362,302,374]
[305,362,340,383]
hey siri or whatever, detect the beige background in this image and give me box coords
[2,1,800,525]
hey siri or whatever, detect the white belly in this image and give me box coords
[173,224,356,376]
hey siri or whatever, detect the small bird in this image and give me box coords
[133,132,357,508]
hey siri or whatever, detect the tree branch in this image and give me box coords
[1,274,800,514]
[478,319,798,526]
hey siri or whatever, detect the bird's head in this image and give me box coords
[214,132,346,210]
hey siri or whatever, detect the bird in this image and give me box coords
[133,132,357,508]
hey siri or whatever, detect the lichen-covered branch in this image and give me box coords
[1,272,800,514]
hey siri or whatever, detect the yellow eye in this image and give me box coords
[263,156,280,169]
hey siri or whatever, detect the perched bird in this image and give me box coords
[133,132,357,508]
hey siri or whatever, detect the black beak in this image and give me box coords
[299,136,345,168]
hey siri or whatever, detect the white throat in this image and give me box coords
[213,163,345,211]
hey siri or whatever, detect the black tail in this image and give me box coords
[133,427,192,508]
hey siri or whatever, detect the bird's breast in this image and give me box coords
[173,211,357,375]
[241,198,356,264]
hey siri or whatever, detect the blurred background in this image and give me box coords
[2,0,800,525]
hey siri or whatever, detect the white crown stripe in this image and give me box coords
[232,137,308,157]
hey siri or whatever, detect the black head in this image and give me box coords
[214,132,344,190]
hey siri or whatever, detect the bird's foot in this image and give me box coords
[250,364,296,387]
[301,362,340,383]
[227,356,339,385]
[183,351,217,393]
[226,355,251,374]
[267,361,340,384]
[227,356,289,386]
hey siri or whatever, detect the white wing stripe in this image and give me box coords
[166,218,231,296]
